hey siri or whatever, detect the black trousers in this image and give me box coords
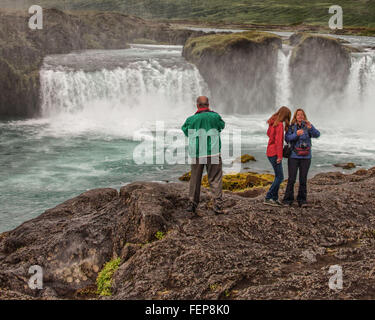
[283,157,311,204]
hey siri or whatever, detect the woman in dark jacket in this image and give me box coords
[282,109,320,207]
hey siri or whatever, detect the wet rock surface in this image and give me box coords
[1,168,375,300]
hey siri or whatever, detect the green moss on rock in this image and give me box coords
[155,231,165,240]
[183,31,281,64]
[203,172,276,191]
[238,154,256,163]
[179,170,281,192]
[178,171,191,181]
[96,258,121,296]
[334,162,356,170]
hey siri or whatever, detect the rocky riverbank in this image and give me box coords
[1,167,375,300]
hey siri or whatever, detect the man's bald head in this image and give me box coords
[197,96,209,107]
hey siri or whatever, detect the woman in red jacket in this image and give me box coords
[264,106,291,207]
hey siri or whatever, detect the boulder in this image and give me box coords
[183,31,282,114]
[237,154,257,163]
[289,33,351,112]
[334,162,357,170]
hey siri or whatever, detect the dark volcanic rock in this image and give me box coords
[1,168,375,300]
[183,31,282,114]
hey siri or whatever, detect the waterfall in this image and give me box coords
[275,48,292,108]
[345,52,375,108]
[274,47,375,122]
[40,60,206,116]
[39,46,209,136]
[39,44,375,128]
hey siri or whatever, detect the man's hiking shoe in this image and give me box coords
[263,199,281,207]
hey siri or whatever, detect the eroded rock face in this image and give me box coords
[183,32,282,114]
[1,168,375,300]
[289,33,351,112]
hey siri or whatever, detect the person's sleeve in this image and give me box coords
[276,124,284,160]
[217,114,225,132]
[285,125,298,143]
[309,124,320,138]
[181,118,189,137]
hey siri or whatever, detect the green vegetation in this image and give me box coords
[209,283,220,291]
[184,31,280,62]
[239,154,256,163]
[96,257,121,296]
[179,169,280,192]
[7,0,375,28]
[155,231,165,240]
[202,172,277,191]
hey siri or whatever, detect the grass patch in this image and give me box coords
[155,231,165,240]
[13,0,375,28]
[96,258,121,296]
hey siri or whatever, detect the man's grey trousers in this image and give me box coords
[189,156,223,206]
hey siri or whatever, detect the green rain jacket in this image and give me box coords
[182,110,225,158]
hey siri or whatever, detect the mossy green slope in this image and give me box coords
[183,30,281,63]
[7,0,375,28]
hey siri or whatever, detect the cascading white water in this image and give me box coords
[39,45,209,137]
[274,46,375,125]
[41,60,206,116]
[346,52,375,108]
[275,48,292,107]
[331,50,375,128]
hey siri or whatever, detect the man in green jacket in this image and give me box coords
[181,96,225,216]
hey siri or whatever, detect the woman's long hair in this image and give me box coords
[291,108,308,125]
[267,106,291,132]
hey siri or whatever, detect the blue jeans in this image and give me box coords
[266,156,284,201]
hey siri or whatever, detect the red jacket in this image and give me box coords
[266,120,284,160]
